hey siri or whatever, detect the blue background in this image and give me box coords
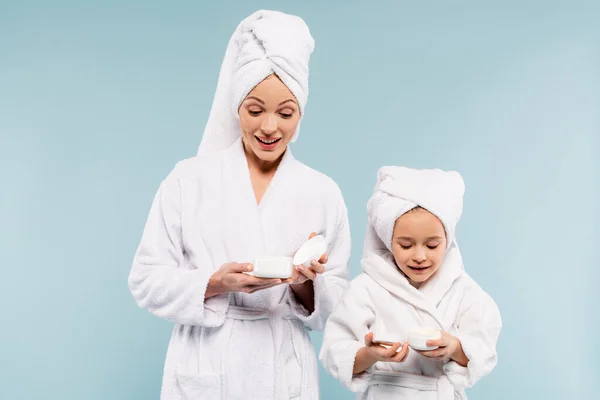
[1,1,598,398]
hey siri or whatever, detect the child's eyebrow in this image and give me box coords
[395,236,443,241]
[396,236,414,241]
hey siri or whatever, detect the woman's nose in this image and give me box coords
[261,114,277,134]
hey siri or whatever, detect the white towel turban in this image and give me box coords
[197,10,315,157]
[366,166,466,253]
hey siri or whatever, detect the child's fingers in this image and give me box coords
[426,338,445,348]
[417,348,446,359]
[364,332,374,346]
[368,343,397,361]
[390,342,409,362]
[383,342,402,358]
[399,346,410,362]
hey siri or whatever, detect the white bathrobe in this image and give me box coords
[319,166,502,399]
[129,137,350,399]
[129,9,350,399]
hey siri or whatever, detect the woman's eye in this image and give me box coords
[279,112,293,119]
[248,110,262,116]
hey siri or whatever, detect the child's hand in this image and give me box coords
[415,331,468,366]
[364,332,409,363]
[353,332,410,375]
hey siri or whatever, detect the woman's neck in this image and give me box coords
[243,142,284,175]
[242,140,286,205]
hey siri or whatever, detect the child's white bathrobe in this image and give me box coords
[319,167,502,400]
[128,10,351,400]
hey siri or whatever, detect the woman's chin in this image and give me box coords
[253,144,286,162]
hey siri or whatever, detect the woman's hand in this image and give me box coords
[206,262,291,298]
[353,332,409,375]
[290,232,327,285]
[414,331,469,366]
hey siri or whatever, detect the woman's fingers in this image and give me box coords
[318,253,328,264]
[309,260,325,274]
[296,264,317,280]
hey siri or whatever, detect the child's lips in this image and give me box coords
[408,265,431,273]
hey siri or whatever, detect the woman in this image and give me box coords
[128,10,351,400]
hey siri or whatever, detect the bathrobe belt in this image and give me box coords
[369,370,455,400]
[226,305,302,400]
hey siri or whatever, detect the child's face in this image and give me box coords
[391,208,447,286]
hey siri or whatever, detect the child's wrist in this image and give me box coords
[450,338,469,367]
[360,347,378,365]
[353,347,378,375]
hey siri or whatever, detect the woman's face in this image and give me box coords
[238,74,301,164]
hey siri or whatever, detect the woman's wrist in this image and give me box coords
[205,274,225,299]
[290,280,314,312]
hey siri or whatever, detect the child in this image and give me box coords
[319,166,502,399]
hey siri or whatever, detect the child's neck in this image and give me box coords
[397,267,422,289]
[408,279,421,289]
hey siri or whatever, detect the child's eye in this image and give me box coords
[427,245,439,249]
[400,244,412,250]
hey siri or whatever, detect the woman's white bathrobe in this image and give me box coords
[129,137,351,399]
[319,166,502,399]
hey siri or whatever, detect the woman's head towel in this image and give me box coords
[198,10,315,157]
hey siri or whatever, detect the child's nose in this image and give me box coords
[412,249,427,263]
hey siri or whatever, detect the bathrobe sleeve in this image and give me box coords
[444,289,502,389]
[288,191,351,331]
[128,164,229,327]
[318,276,376,393]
